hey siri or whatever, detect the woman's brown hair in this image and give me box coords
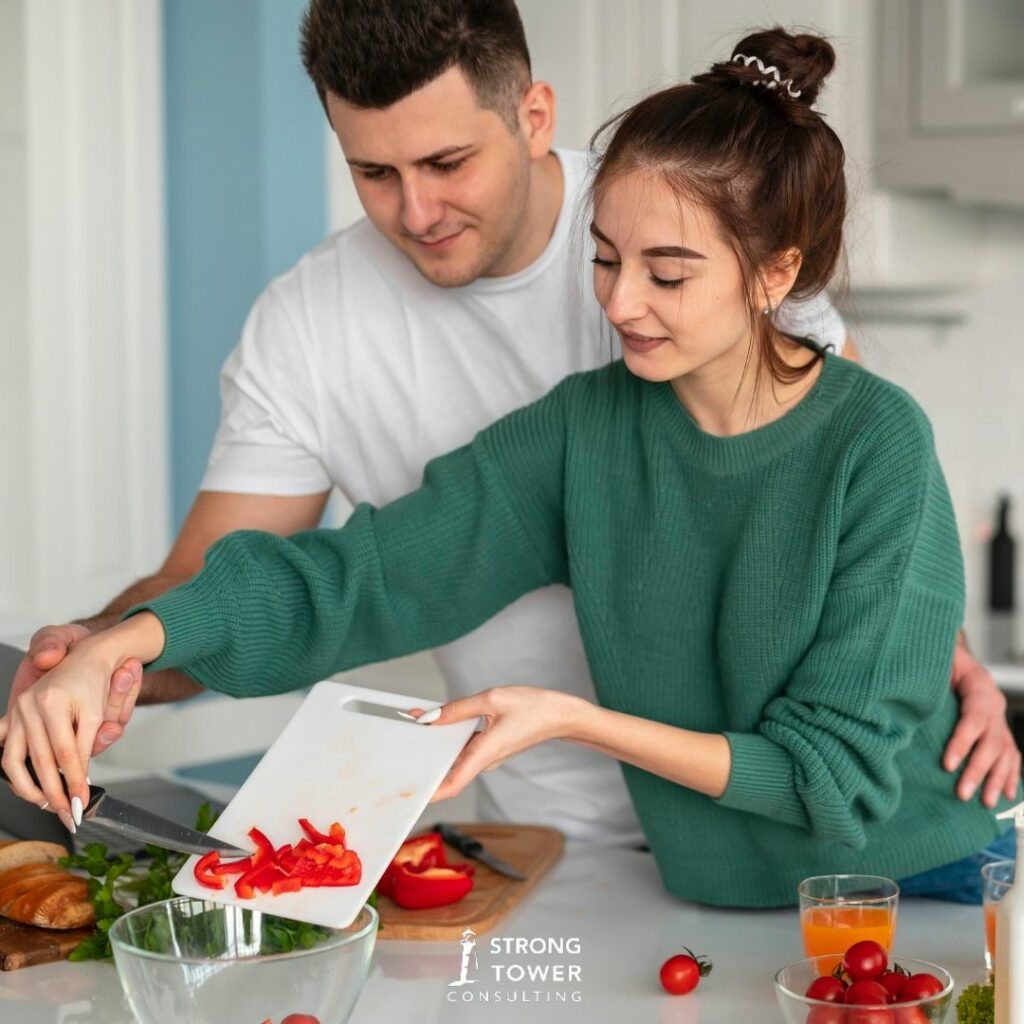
[591,27,847,386]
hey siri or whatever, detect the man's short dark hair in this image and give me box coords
[300,0,532,129]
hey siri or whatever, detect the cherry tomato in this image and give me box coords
[896,973,944,1001]
[659,949,712,995]
[281,1016,321,1024]
[842,941,888,982]
[892,1008,929,1024]
[807,1006,847,1024]
[844,979,891,1006]
[846,1009,894,1024]
[806,976,847,1003]
[878,971,907,1003]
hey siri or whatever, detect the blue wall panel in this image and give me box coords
[164,0,327,529]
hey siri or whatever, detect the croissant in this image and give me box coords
[0,844,94,930]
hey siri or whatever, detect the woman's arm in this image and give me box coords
[422,686,732,804]
[0,613,166,825]
[0,380,575,823]
[432,401,971,849]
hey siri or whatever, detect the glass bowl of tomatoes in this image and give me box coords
[109,896,377,1024]
[774,947,954,1024]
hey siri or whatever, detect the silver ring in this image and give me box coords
[39,801,50,810]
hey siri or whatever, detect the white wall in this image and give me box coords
[0,0,31,632]
[0,1,170,638]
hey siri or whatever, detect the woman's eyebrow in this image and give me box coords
[642,244,706,260]
[589,222,705,260]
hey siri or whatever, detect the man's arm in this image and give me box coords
[10,491,331,746]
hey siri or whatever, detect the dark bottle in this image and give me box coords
[988,495,1017,661]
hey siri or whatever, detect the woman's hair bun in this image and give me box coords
[694,26,836,110]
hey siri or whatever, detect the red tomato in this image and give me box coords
[807,1006,847,1024]
[659,950,712,995]
[842,941,888,982]
[806,976,847,1003]
[897,973,944,1001]
[281,1016,321,1024]
[878,972,907,1003]
[844,980,891,1006]
[892,1008,929,1024]
[846,1009,894,1024]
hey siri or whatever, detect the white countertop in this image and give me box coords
[0,842,988,1024]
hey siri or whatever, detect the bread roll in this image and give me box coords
[0,839,69,872]
[0,860,94,930]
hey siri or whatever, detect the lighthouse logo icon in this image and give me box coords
[448,928,479,987]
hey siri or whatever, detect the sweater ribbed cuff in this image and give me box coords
[122,577,230,672]
[716,732,808,826]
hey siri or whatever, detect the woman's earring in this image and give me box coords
[762,303,774,316]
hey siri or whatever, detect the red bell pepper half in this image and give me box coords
[389,863,475,910]
[376,830,475,910]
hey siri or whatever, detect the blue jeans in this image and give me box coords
[897,829,1016,905]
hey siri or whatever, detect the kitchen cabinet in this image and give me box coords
[877,0,1024,206]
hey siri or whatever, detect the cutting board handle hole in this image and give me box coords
[343,698,424,723]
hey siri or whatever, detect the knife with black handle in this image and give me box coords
[0,745,248,857]
[431,821,526,880]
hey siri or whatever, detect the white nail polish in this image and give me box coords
[395,711,417,721]
[71,796,83,827]
[59,811,76,835]
[417,708,442,725]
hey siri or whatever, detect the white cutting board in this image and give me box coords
[171,681,479,927]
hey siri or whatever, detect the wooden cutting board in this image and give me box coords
[0,919,91,971]
[377,823,564,940]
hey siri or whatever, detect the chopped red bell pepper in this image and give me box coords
[193,850,225,889]
[191,818,362,900]
[248,827,276,867]
[298,818,346,846]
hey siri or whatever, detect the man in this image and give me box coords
[7,0,1017,841]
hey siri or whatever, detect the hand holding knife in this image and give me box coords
[432,821,526,880]
[0,745,247,858]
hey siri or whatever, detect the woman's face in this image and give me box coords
[591,170,754,384]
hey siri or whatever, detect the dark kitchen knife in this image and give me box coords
[431,821,526,880]
[0,746,248,858]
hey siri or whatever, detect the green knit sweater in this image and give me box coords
[136,355,1009,907]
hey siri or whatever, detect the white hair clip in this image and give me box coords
[732,53,802,99]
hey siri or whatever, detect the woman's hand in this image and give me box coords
[0,613,165,832]
[410,686,588,803]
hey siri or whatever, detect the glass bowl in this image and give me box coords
[774,955,954,1024]
[109,896,377,1024]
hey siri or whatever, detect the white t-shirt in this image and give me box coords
[201,148,847,846]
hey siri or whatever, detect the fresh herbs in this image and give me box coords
[956,982,995,1024]
[59,802,331,961]
[59,843,135,962]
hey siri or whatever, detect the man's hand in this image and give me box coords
[944,639,1022,807]
[7,624,140,756]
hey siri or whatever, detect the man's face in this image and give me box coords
[328,67,533,287]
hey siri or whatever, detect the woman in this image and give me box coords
[1,28,1014,907]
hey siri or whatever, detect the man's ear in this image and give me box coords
[761,247,803,311]
[519,80,556,160]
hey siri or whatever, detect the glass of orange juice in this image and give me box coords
[798,875,899,973]
[982,859,1014,977]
